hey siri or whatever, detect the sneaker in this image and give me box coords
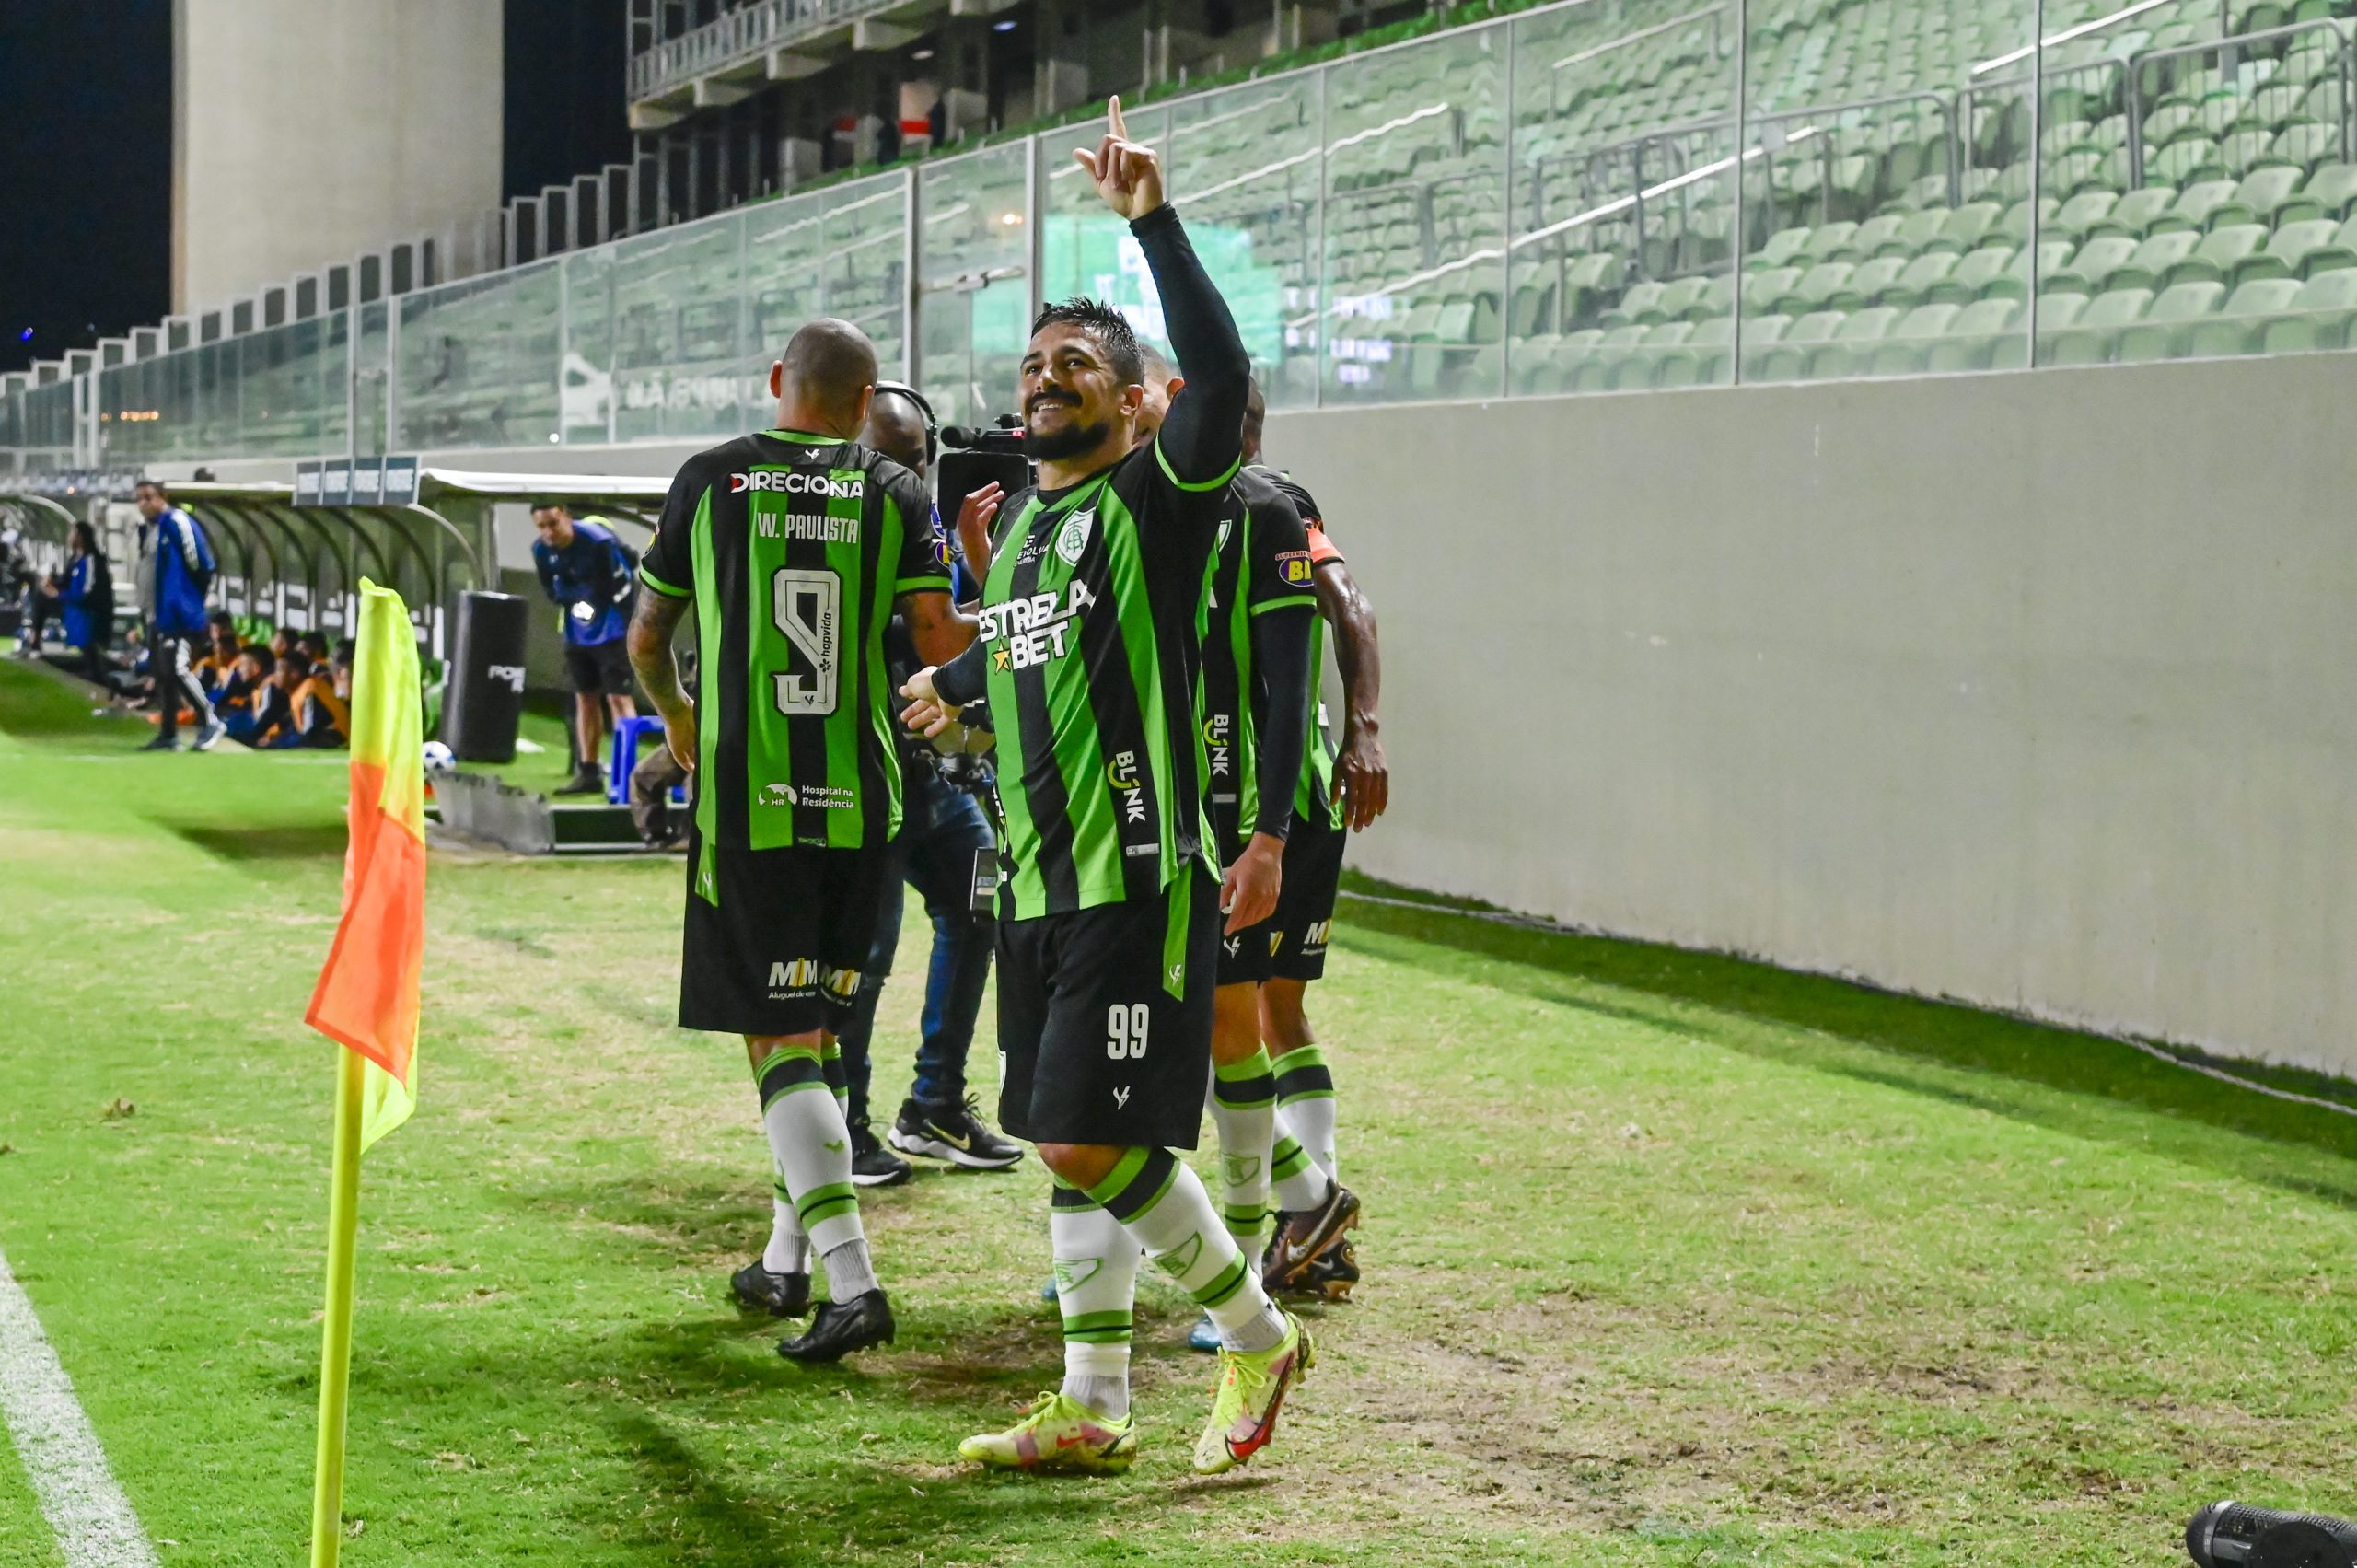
[1260,1183,1361,1295]
[888,1094,1023,1170]
[730,1260,810,1318]
[1192,1314,1312,1475]
[1187,1311,1221,1353]
[849,1121,912,1188]
[552,764,606,796]
[958,1391,1138,1475]
[137,734,180,752]
[778,1287,895,1364]
[192,717,228,752]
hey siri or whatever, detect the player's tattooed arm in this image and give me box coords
[626,587,696,772]
[1314,559,1387,830]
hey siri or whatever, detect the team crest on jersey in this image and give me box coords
[1055,507,1095,565]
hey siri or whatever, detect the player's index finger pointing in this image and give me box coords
[1107,95,1127,140]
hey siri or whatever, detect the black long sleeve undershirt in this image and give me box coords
[1132,203,1252,489]
[1249,602,1314,840]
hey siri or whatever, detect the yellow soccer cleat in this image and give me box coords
[958,1391,1139,1475]
[1192,1314,1313,1475]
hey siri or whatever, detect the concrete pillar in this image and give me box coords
[1035,0,1092,117]
[172,0,501,314]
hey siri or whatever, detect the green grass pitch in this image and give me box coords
[4,651,2357,1566]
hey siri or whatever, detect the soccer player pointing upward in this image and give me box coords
[902,98,1314,1477]
[628,318,973,1364]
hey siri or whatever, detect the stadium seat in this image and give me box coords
[2116,280,2228,360]
[1831,255,1913,308]
[2208,165,2308,228]
[2050,190,2121,241]
[2109,229,2202,289]
[2280,162,2357,224]
[1654,317,1733,387]
[2270,122,2341,174]
[2172,222,2269,285]
[2259,266,2357,350]
[1866,302,1962,375]
[2243,217,2345,280]
[2188,276,2305,354]
[1802,222,1861,261]
[2045,286,2154,364]
[2049,236,2141,294]
[1601,281,1668,328]
[1925,244,2015,304]
[1574,323,1649,390]
[1655,275,1714,322]
[1611,321,1695,389]
[2149,137,2225,186]
[1749,227,1813,270]
[2092,184,2182,238]
[2150,179,2239,233]
[1750,309,1847,379]
[1562,253,1626,327]
[1810,306,1905,377]
[1846,213,1911,259]
[1925,296,2026,372]
[1937,202,2004,250]
[1883,250,1961,308]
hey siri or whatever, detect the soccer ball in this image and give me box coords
[422,741,456,773]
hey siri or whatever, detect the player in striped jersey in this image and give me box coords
[627,319,973,1365]
[900,99,1312,1477]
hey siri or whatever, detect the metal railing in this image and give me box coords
[628,0,907,102]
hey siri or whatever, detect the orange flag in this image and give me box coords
[305,579,425,1148]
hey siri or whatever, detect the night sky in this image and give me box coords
[0,0,628,377]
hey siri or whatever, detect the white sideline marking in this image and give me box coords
[0,1242,161,1568]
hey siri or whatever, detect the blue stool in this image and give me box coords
[608,716,686,808]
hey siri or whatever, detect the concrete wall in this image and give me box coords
[173,0,503,314]
[1262,354,2357,1076]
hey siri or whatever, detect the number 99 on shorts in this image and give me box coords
[1106,1003,1150,1060]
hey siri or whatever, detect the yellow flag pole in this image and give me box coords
[309,1043,366,1568]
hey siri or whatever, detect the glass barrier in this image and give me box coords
[25,0,2357,476]
[917,143,1033,430]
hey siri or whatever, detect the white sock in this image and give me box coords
[1088,1149,1286,1355]
[1271,1047,1340,1179]
[1052,1192,1140,1418]
[821,1239,877,1303]
[762,1170,811,1274]
[1210,1050,1277,1247]
[752,1047,870,1274]
[1271,1125,1334,1214]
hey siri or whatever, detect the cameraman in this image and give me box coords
[830,388,1020,1185]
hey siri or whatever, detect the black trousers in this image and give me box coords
[151,631,214,739]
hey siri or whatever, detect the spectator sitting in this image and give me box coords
[243,650,308,748]
[216,645,273,741]
[268,626,298,662]
[198,612,240,691]
[289,647,349,748]
[296,630,331,667]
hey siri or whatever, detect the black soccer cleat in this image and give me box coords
[1300,1238,1361,1301]
[1260,1183,1362,1295]
[553,763,607,796]
[888,1095,1024,1170]
[849,1121,913,1187]
[731,1260,811,1318]
[778,1288,895,1363]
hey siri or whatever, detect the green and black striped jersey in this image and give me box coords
[639,428,954,854]
[1255,468,1349,835]
[976,436,1238,920]
[1199,468,1317,861]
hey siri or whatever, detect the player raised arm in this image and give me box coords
[1076,97,1251,491]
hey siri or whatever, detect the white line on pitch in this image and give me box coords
[0,1242,161,1568]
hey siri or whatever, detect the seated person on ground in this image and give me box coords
[216,645,273,741]
[243,650,308,748]
[289,648,350,748]
[199,612,240,692]
[296,630,331,667]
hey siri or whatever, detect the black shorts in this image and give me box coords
[995,868,1222,1148]
[1250,814,1345,983]
[564,638,635,696]
[677,836,888,1037]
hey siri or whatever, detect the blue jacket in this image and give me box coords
[143,508,215,636]
[60,552,112,649]
[531,517,634,647]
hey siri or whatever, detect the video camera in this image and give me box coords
[937,415,1032,517]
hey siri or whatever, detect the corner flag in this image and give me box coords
[303,578,426,1568]
[306,578,426,1147]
